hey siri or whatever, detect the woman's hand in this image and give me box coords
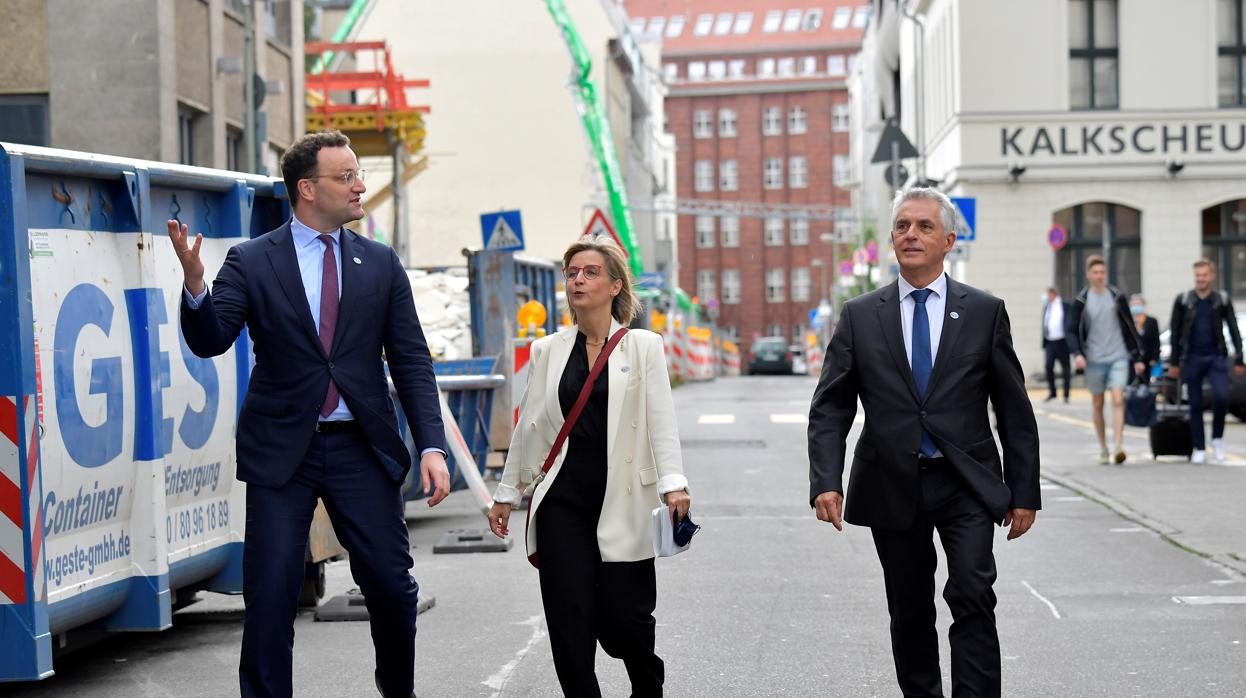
[488,502,513,539]
[664,490,690,520]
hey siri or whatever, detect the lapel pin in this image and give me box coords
[621,366,630,373]
[352,257,362,264]
[950,311,960,319]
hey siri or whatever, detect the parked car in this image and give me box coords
[789,345,808,375]
[1158,309,1246,420]
[747,337,794,375]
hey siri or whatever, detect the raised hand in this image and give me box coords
[166,219,205,296]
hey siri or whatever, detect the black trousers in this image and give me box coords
[536,500,664,697]
[239,429,419,698]
[871,464,1000,698]
[1184,353,1230,449]
[1044,340,1071,398]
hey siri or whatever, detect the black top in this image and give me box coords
[543,332,609,515]
[1136,316,1161,367]
[1190,297,1219,356]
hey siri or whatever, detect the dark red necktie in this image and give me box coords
[318,234,340,417]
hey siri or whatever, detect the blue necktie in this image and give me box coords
[910,288,937,457]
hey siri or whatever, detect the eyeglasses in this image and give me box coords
[564,264,604,281]
[306,169,367,186]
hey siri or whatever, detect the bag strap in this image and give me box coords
[538,327,629,477]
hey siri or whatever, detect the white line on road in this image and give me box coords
[1171,596,1246,605]
[483,615,547,696]
[770,414,808,424]
[1021,580,1062,619]
[1109,527,1147,533]
[698,414,736,424]
[1054,496,1085,502]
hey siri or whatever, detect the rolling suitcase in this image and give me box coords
[1149,377,1192,458]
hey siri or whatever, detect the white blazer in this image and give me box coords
[494,320,688,562]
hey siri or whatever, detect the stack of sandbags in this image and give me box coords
[406,268,474,360]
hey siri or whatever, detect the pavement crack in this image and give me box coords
[1021,580,1061,619]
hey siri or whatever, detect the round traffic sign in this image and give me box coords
[1048,223,1068,251]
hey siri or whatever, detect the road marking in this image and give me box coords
[1054,496,1085,502]
[698,414,736,425]
[698,515,810,521]
[770,414,808,424]
[1039,483,1062,490]
[1172,596,1246,605]
[1210,579,1243,585]
[483,615,547,695]
[1021,580,1061,619]
[1109,527,1146,533]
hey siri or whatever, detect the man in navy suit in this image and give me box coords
[168,130,450,698]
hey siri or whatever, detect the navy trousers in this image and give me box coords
[239,428,419,698]
[1184,353,1230,450]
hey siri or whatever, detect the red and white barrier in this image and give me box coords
[512,337,535,426]
[1,394,42,606]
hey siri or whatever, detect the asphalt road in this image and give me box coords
[11,375,1246,697]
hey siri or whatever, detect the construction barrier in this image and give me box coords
[721,341,741,376]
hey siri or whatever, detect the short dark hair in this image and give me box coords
[1085,254,1106,271]
[280,130,351,209]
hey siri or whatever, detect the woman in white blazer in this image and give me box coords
[488,234,690,697]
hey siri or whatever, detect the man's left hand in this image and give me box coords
[1002,508,1036,540]
[1235,364,1245,377]
[664,490,691,520]
[420,451,451,507]
[1134,362,1146,379]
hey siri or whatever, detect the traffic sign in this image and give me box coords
[582,208,629,257]
[480,210,525,252]
[883,163,909,188]
[1048,223,1068,250]
[946,244,970,262]
[636,271,666,289]
[950,197,976,241]
[870,118,919,164]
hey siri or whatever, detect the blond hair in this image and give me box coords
[562,234,642,325]
[1193,257,1213,270]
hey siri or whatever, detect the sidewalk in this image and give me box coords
[1028,388,1246,577]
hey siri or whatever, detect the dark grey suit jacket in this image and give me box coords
[807,275,1041,528]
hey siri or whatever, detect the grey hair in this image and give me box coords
[890,187,957,235]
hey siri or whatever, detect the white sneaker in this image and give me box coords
[1098,449,1110,465]
[1212,439,1226,463]
[1191,449,1206,464]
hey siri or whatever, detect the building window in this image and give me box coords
[1069,0,1119,110]
[792,267,812,302]
[764,216,785,245]
[722,270,741,304]
[778,57,796,77]
[714,13,733,35]
[719,108,738,136]
[762,10,782,32]
[664,63,678,82]
[698,270,717,302]
[833,154,850,186]
[766,268,786,303]
[790,217,810,245]
[178,104,203,166]
[694,13,714,36]
[728,59,747,79]
[265,0,292,46]
[721,216,740,247]
[762,106,783,135]
[646,17,666,37]
[801,56,819,75]
[764,158,784,190]
[695,160,715,192]
[1053,202,1141,298]
[693,110,713,138]
[789,156,808,188]
[708,61,727,80]
[783,9,802,31]
[827,55,847,76]
[1202,199,1246,295]
[832,102,851,132]
[667,15,686,37]
[793,324,808,343]
[696,216,716,248]
[1220,0,1246,107]
[226,126,244,171]
[759,58,776,77]
[630,17,647,34]
[688,62,707,80]
[853,6,871,28]
[734,12,753,34]
[803,9,823,31]
[720,160,739,191]
[832,6,852,29]
[0,94,49,147]
[789,106,807,134]
[766,325,785,340]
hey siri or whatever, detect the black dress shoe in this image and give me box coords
[1044,395,1057,402]
[375,670,416,698]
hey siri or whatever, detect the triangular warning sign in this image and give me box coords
[870,118,920,164]
[487,216,522,250]
[581,209,629,257]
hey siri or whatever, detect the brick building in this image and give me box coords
[623,0,867,350]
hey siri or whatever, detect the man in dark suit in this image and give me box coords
[808,188,1040,697]
[1042,287,1073,403]
[168,130,450,698]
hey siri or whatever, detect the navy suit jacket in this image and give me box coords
[181,221,446,488]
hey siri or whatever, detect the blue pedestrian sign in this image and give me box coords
[480,210,525,252]
[950,197,976,241]
[636,272,665,289]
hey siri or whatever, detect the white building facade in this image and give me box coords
[853,0,1246,373]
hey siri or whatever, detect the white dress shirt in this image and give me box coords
[898,273,947,458]
[1044,298,1065,341]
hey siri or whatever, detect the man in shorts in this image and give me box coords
[1068,255,1145,464]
